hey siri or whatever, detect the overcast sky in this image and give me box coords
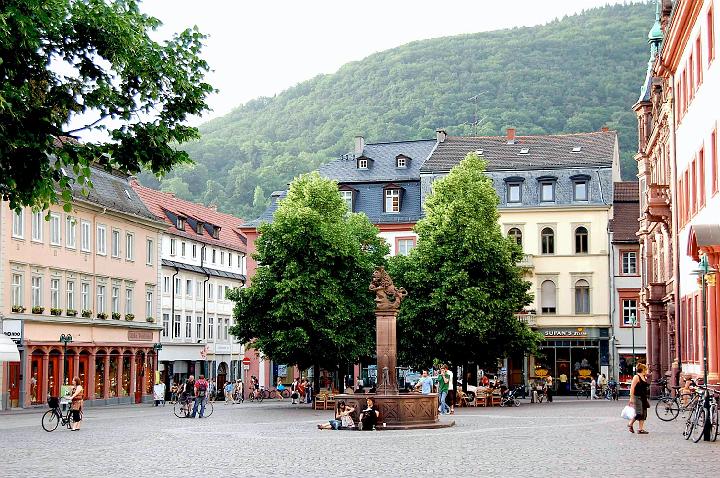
[138,0,639,124]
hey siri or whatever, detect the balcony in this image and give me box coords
[517,254,534,269]
[516,313,537,327]
[645,184,671,223]
[643,282,666,303]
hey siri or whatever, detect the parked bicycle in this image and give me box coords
[248,386,265,403]
[576,383,591,399]
[42,397,81,432]
[655,379,698,421]
[173,394,214,418]
[681,386,719,443]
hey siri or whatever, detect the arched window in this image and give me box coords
[575,226,588,254]
[541,280,556,314]
[575,279,590,314]
[541,227,554,254]
[508,228,522,246]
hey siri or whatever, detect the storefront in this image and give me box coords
[530,327,610,393]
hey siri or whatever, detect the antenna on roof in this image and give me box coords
[467,91,488,136]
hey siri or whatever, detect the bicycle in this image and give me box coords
[42,397,82,432]
[247,387,264,403]
[655,383,698,422]
[266,388,291,399]
[683,387,710,443]
[576,383,591,399]
[173,394,214,418]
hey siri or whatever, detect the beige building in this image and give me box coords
[0,166,165,409]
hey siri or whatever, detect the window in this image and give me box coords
[96,225,107,255]
[146,239,154,265]
[385,188,401,213]
[176,217,185,230]
[212,249,217,264]
[81,283,90,311]
[125,233,134,260]
[396,156,407,168]
[574,279,590,314]
[340,191,353,212]
[217,284,223,300]
[162,276,170,294]
[170,238,177,256]
[696,37,703,86]
[691,158,697,215]
[540,182,555,202]
[181,242,186,257]
[97,285,106,313]
[65,216,76,248]
[195,222,203,234]
[540,280,556,314]
[125,288,133,314]
[146,290,153,318]
[173,314,181,338]
[622,299,639,327]
[508,228,522,246]
[81,221,91,252]
[208,317,214,340]
[211,227,220,239]
[12,210,24,238]
[196,316,203,340]
[185,315,192,338]
[217,320,222,341]
[162,313,170,338]
[31,276,42,307]
[50,213,61,245]
[196,280,202,300]
[192,244,197,259]
[622,251,638,275]
[221,251,225,265]
[575,226,589,254]
[208,283,215,300]
[229,253,233,267]
[507,183,521,203]
[31,211,43,242]
[224,318,229,340]
[709,5,715,63]
[66,281,75,310]
[186,279,193,297]
[712,129,718,194]
[698,148,705,208]
[202,247,207,262]
[397,238,415,256]
[174,277,181,295]
[12,274,23,307]
[50,278,60,309]
[111,229,121,257]
[111,286,119,313]
[358,158,368,169]
[573,181,588,201]
[541,227,554,254]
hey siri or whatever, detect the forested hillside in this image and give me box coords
[143,2,654,219]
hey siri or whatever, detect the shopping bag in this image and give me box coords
[620,405,635,420]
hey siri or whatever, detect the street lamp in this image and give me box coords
[629,313,637,375]
[692,254,717,441]
[59,334,73,390]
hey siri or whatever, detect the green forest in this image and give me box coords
[141,2,655,220]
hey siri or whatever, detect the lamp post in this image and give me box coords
[692,254,716,441]
[629,313,637,375]
[59,334,73,390]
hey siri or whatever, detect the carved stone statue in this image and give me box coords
[369,267,407,311]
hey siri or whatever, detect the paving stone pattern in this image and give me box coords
[0,399,718,477]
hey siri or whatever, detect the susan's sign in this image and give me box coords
[543,328,588,338]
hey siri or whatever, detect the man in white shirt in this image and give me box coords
[446,366,455,414]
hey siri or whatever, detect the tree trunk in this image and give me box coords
[313,364,320,394]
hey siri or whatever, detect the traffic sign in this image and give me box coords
[242,357,251,366]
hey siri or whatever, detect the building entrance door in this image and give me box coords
[30,354,44,404]
[135,353,144,404]
[9,362,20,407]
[78,354,90,399]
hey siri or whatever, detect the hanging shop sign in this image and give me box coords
[543,328,588,338]
[2,319,23,344]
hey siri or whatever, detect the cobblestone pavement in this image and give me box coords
[1,398,718,477]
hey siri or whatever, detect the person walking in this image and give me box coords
[436,366,450,415]
[69,377,84,431]
[276,378,285,400]
[208,379,217,404]
[290,377,299,404]
[191,375,209,418]
[415,370,433,395]
[590,376,597,400]
[446,365,455,414]
[545,375,554,402]
[224,380,233,404]
[627,363,650,434]
[153,381,165,407]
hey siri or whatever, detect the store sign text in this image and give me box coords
[543,329,588,338]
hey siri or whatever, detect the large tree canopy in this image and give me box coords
[228,172,388,371]
[0,0,213,211]
[389,153,541,369]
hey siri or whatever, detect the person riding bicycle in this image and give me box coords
[191,375,209,418]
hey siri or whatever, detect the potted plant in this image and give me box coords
[66,309,77,317]
[146,316,155,323]
[124,313,135,321]
[50,308,62,316]
[97,312,108,320]
[31,306,44,314]
[111,312,121,320]
[11,305,26,313]
[81,309,93,318]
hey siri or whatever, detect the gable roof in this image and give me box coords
[131,181,247,253]
[240,190,287,229]
[318,139,436,183]
[610,181,639,243]
[421,131,617,173]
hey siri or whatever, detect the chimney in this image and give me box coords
[436,129,447,143]
[354,135,365,156]
[601,126,609,132]
[506,127,516,143]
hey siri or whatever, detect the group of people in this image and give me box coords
[173,374,211,418]
[413,364,456,414]
[317,397,380,431]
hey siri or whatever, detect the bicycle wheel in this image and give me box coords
[655,397,680,421]
[204,402,214,418]
[268,390,276,399]
[261,389,270,399]
[41,409,60,432]
[257,392,264,403]
[173,402,188,418]
[513,399,521,407]
[282,389,291,398]
[691,408,706,443]
[711,404,718,442]
[67,409,82,428]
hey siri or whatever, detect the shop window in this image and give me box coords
[541,227,555,254]
[574,280,590,314]
[541,280,556,314]
[508,227,522,246]
[575,226,588,254]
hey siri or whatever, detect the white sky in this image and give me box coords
[141,0,638,124]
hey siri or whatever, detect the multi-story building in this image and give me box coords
[420,128,620,391]
[132,182,247,393]
[0,166,165,410]
[609,182,645,386]
[634,0,719,389]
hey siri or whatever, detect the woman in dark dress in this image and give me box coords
[359,397,380,430]
[628,363,650,434]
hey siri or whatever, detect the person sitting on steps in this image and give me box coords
[359,397,380,430]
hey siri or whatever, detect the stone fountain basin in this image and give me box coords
[334,392,455,430]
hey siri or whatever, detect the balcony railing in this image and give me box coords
[516,313,537,327]
[517,254,534,269]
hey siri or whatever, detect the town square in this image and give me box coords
[1,0,719,475]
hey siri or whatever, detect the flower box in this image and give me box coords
[124,314,135,321]
[66,309,77,317]
[111,312,121,320]
[146,316,155,323]
[11,305,26,313]
[97,312,108,320]
[50,308,62,316]
[32,306,45,314]
[81,309,93,318]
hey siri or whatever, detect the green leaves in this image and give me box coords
[229,173,388,370]
[0,0,213,211]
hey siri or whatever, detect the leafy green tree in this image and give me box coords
[228,172,388,373]
[0,0,214,211]
[389,153,540,369]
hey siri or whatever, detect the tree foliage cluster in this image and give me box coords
[149,2,653,219]
[388,154,541,369]
[228,173,388,370]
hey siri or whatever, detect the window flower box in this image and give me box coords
[124,313,135,321]
[97,312,108,320]
[146,316,155,323]
[66,309,77,317]
[111,312,121,320]
[50,308,62,316]
[11,305,26,313]
[81,309,93,318]
[32,306,45,314]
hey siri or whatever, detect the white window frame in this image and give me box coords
[65,216,76,249]
[358,159,368,169]
[12,273,23,307]
[340,190,353,211]
[208,316,214,340]
[96,224,107,255]
[81,283,90,311]
[111,286,120,313]
[49,213,61,246]
[208,283,214,300]
[81,220,91,252]
[111,229,121,258]
[125,232,134,261]
[162,313,170,338]
[174,277,181,295]
[50,278,60,309]
[385,189,400,213]
[163,276,170,294]
[217,284,223,300]
[146,238,153,265]
[622,299,639,327]
[196,280,202,300]
[212,249,216,264]
[145,290,153,318]
[173,314,181,338]
[181,241,186,257]
[397,239,415,256]
[12,210,24,239]
[185,315,192,339]
[396,157,406,168]
[192,244,197,259]
[170,238,177,256]
[97,285,106,314]
[622,251,638,275]
[125,288,133,314]
[186,279,193,298]
[66,281,75,311]
[196,316,203,340]
[31,211,43,242]
[31,276,42,307]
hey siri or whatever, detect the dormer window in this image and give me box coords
[176,216,185,230]
[212,226,220,239]
[195,221,204,234]
[537,176,557,203]
[395,154,411,169]
[570,174,591,201]
[358,159,368,169]
[383,183,404,213]
[504,176,525,204]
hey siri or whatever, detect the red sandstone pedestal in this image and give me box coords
[334,392,453,430]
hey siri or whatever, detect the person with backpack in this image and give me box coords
[191,374,209,418]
